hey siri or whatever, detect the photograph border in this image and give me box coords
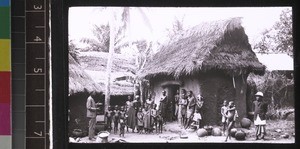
[51,0,299,149]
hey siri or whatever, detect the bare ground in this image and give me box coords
[70,119,295,143]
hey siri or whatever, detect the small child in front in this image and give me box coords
[157,112,164,134]
[137,107,144,134]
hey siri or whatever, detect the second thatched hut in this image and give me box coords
[139,17,266,125]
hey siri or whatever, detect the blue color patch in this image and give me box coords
[0,0,10,7]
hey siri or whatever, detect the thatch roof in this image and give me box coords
[139,17,265,79]
[76,52,135,96]
[91,78,134,96]
[69,54,103,95]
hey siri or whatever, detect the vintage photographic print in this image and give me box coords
[68,7,294,143]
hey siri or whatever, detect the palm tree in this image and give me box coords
[104,7,153,111]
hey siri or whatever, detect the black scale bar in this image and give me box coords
[25,0,49,149]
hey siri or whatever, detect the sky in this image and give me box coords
[68,7,291,50]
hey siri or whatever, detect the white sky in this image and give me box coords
[69,7,291,49]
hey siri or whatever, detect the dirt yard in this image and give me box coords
[70,119,295,143]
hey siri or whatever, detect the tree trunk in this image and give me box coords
[140,80,144,105]
[105,9,116,112]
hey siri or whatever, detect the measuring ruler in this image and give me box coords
[25,0,49,148]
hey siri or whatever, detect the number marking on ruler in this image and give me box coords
[25,0,49,148]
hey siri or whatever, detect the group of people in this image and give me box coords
[174,89,204,130]
[220,91,268,141]
[104,95,165,137]
[85,89,268,141]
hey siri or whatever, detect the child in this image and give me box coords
[119,107,126,137]
[190,108,202,129]
[124,104,130,132]
[151,104,158,134]
[119,118,126,137]
[113,105,120,134]
[221,100,228,135]
[104,106,113,132]
[136,107,144,134]
[225,101,238,142]
[157,112,164,134]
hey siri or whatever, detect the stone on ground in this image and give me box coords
[212,127,222,136]
[240,118,251,129]
[196,128,208,137]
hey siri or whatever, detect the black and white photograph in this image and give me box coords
[68,7,294,143]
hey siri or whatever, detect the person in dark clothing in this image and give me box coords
[253,91,268,140]
[159,90,168,124]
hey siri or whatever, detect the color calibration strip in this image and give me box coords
[0,0,12,149]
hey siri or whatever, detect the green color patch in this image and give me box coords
[0,7,10,39]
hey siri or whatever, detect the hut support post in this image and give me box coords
[232,75,236,88]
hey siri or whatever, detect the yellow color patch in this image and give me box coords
[0,39,11,71]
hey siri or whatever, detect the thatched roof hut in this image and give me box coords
[138,18,266,125]
[139,17,265,79]
[69,54,102,95]
[77,52,135,96]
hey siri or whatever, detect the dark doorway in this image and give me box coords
[110,95,133,107]
[165,85,180,122]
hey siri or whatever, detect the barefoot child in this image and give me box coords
[151,104,158,133]
[221,100,228,135]
[113,105,120,134]
[225,101,238,142]
[119,106,126,137]
[190,108,202,129]
[137,107,144,134]
[104,106,113,132]
[157,112,164,134]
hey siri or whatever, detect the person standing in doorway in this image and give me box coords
[159,90,168,124]
[174,90,180,122]
[253,92,268,140]
[86,91,100,141]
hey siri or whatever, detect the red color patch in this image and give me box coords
[0,71,11,103]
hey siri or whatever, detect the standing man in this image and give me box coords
[86,91,100,141]
[253,91,268,140]
[159,90,168,124]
